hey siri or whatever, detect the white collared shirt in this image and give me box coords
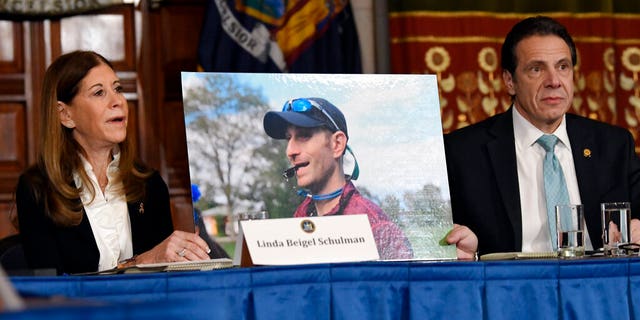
[512,107,592,252]
[73,149,133,271]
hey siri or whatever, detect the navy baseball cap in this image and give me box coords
[263,97,348,140]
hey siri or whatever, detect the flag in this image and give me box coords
[197,0,362,73]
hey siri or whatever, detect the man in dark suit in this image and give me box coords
[444,16,640,257]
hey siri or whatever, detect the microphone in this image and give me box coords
[282,165,299,179]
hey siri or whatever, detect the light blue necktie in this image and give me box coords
[537,134,570,250]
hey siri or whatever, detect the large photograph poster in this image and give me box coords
[181,72,456,260]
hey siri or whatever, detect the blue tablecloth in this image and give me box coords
[3,258,640,319]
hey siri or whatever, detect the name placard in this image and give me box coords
[240,214,380,265]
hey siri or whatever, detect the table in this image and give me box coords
[3,258,640,319]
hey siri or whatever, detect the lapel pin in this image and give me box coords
[139,202,145,214]
[583,148,591,158]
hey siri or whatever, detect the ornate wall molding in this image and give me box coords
[0,0,124,18]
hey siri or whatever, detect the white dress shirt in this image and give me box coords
[513,107,592,252]
[73,150,133,271]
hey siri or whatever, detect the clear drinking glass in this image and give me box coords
[234,211,268,233]
[601,202,631,256]
[233,211,269,267]
[556,204,585,258]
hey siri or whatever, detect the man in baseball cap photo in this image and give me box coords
[263,97,413,260]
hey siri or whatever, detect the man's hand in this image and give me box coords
[630,218,640,244]
[446,224,479,260]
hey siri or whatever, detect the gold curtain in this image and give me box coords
[389,12,640,152]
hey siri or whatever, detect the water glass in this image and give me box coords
[555,204,585,258]
[233,211,269,267]
[238,211,269,221]
[601,202,631,256]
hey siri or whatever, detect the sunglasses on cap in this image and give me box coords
[282,98,341,133]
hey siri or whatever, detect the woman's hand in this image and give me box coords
[135,230,212,264]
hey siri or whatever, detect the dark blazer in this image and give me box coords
[15,166,174,275]
[444,107,640,254]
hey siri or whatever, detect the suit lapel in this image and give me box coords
[486,108,523,250]
[128,200,147,252]
[74,206,101,269]
[78,209,98,243]
[74,197,96,245]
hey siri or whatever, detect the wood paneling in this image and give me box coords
[0,21,22,73]
[0,103,25,166]
[0,19,28,218]
[0,103,25,204]
[139,0,207,232]
[0,75,25,96]
[50,5,136,70]
[0,203,17,239]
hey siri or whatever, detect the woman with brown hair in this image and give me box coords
[15,50,210,275]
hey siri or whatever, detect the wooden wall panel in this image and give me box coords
[0,19,28,234]
[0,75,25,96]
[0,203,16,239]
[50,6,136,70]
[159,3,204,191]
[0,103,25,203]
[139,0,207,232]
[0,21,23,72]
[0,103,25,167]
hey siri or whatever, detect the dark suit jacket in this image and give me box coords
[444,108,640,254]
[15,166,174,275]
